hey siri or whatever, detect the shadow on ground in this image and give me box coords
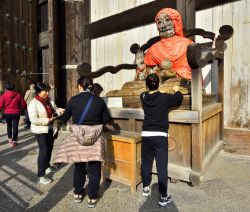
[139,183,179,212]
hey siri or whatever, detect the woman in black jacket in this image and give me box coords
[59,76,111,208]
[140,73,183,207]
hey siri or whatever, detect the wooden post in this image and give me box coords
[48,0,59,101]
[128,119,136,132]
[190,68,203,186]
[62,0,90,102]
[30,0,38,80]
[177,0,195,32]
[218,59,224,140]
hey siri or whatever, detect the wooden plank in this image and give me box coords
[84,0,176,39]
[109,108,199,124]
[29,0,38,79]
[202,103,222,121]
[1,0,10,83]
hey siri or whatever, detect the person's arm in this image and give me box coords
[58,99,72,122]
[24,91,29,102]
[102,101,111,124]
[168,86,183,108]
[0,94,4,111]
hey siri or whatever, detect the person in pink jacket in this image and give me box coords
[0,83,27,146]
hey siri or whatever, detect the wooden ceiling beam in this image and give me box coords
[84,0,238,39]
[196,0,239,11]
[84,0,176,39]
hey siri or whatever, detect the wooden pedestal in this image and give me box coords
[103,131,142,193]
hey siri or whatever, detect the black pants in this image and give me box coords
[35,129,54,177]
[5,114,20,141]
[141,136,168,197]
[25,110,31,127]
[73,161,101,199]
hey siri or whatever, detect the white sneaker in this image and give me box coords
[38,176,52,184]
[45,166,58,174]
[142,186,150,197]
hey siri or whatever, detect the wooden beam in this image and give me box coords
[177,0,195,32]
[196,0,240,11]
[84,0,176,39]
[108,108,199,124]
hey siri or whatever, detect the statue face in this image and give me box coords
[156,13,175,38]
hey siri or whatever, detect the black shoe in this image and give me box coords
[158,193,173,207]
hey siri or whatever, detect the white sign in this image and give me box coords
[102,97,123,108]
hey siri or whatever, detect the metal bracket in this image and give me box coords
[61,65,77,69]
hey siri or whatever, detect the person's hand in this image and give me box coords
[172,86,179,93]
[49,116,57,122]
[57,108,65,115]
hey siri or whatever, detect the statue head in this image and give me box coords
[155,13,175,38]
[155,8,184,38]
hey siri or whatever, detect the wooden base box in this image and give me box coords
[103,131,142,193]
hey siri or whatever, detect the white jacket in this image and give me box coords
[28,98,58,134]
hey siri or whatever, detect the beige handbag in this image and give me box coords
[69,124,103,146]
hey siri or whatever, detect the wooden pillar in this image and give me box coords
[218,59,224,140]
[29,0,38,80]
[190,68,203,186]
[48,0,59,101]
[177,0,195,32]
[61,0,90,102]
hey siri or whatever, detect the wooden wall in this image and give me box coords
[196,0,250,129]
[0,0,38,95]
[91,0,158,96]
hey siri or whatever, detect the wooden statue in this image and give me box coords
[107,8,193,99]
[75,8,233,109]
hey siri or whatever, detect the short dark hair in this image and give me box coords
[77,76,93,91]
[5,83,15,90]
[146,73,159,90]
[35,82,50,93]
